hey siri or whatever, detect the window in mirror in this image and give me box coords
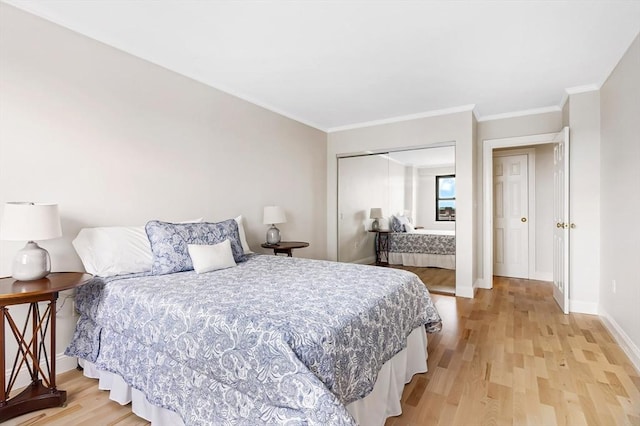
[436,175,456,221]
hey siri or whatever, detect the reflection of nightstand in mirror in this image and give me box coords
[368,230,390,265]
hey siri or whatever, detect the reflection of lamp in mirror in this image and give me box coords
[263,206,287,245]
[370,208,383,231]
[0,202,62,281]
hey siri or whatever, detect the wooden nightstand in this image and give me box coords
[261,241,309,257]
[369,230,390,265]
[0,272,92,422]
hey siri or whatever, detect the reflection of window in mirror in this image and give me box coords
[436,175,456,221]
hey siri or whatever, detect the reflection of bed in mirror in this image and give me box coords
[388,229,455,269]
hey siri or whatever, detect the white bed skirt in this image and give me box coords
[388,252,456,269]
[79,326,428,426]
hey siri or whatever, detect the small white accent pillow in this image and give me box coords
[188,240,237,274]
[72,218,203,277]
[404,222,415,233]
[234,215,253,254]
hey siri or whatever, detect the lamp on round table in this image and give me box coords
[263,205,287,245]
[370,207,383,231]
[0,202,62,281]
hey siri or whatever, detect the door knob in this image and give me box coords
[521,217,527,222]
[570,223,576,229]
[556,222,566,228]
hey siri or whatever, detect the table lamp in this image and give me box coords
[263,206,286,245]
[370,208,383,231]
[0,202,62,281]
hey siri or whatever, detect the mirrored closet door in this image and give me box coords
[337,146,456,295]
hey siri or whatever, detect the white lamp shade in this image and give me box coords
[263,206,287,225]
[370,208,384,219]
[0,202,62,241]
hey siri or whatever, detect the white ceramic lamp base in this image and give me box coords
[12,241,51,281]
[266,225,281,245]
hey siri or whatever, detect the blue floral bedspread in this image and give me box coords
[389,232,456,255]
[66,255,441,425]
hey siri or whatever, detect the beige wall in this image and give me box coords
[0,3,327,379]
[0,4,328,268]
[599,34,640,367]
[567,90,601,311]
[534,144,554,279]
[328,111,475,297]
[562,97,571,127]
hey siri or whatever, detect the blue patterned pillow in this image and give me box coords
[390,216,403,233]
[145,219,245,275]
[396,215,411,232]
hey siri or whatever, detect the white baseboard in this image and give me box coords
[456,284,474,298]
[5,353,78,391]
[599,308,640,374]
[569,300,598,314]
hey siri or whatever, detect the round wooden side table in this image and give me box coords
[261,241,309,257]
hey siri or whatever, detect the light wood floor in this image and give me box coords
[386,276,640,425]
[6,277,639,426]
[387,264,456,295]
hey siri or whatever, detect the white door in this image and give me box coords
[493,154,529,278]
[553,127,570,314]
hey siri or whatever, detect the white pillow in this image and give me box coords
[72,218,203,277]
[72,226,152,277]
[188,240,237,274]
[404,222,415,233]
[234,215,253,254]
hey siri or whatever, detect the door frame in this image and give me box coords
[492,149,536,279]
[482,130,565,289]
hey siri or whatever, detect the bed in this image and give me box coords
[388,229,456,269]
[66,219,442,425]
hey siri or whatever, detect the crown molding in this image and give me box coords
[476,105,562,122]
[559,83,600,110]
[196,81,327,131]
[327,104,476,133]
[565,84,600,95]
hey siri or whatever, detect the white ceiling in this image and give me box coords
[387,146,455,168]
[5,0,639,131]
